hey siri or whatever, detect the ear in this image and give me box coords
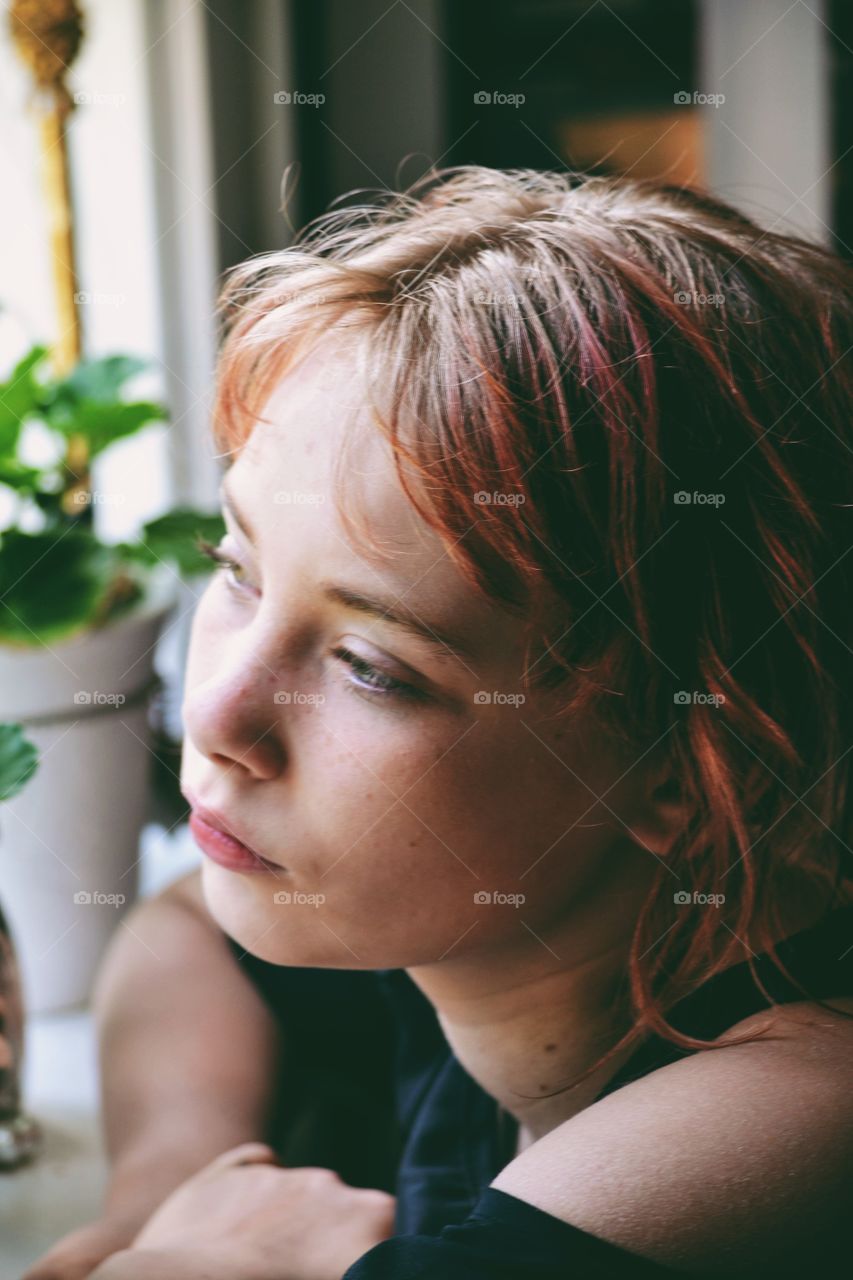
[628,767,690,859]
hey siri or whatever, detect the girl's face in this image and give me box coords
[181,344,664,970]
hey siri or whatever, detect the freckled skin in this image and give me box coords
[180,340,680,1136]
[181,344,667,976]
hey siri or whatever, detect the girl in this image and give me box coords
[44,167,853,1279]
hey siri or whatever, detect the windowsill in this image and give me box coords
[2,1007,106,1278]
[1,821,202,1277]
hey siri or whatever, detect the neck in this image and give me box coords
[406,863,851,1142]
[406,841,655,1141]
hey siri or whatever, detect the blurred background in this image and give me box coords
[4,0,852,543]
[1,0,851,1272]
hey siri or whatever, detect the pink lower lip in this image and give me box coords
[189,812,281,874]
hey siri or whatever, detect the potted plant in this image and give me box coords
[0,343,224,1013]
[0,722,41,1168]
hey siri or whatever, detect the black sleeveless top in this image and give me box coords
[225,902,853,1279]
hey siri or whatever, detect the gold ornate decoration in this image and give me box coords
[9,0,90,513]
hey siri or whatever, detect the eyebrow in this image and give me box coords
[218,474,477,666]
[320,583,477,665]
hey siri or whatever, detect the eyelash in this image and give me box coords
[331,647,422,701]
[196,538,423,703]
[198,538,249,589]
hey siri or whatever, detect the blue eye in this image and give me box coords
[332,646,423,702]
[196,542,423,704]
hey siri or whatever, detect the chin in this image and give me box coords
[199,860,357,968]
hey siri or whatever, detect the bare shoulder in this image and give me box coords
[161,865,208,916]
[491,999,853,1276]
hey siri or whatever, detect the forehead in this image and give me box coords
[224,339,526,667]
[230,340,444,573]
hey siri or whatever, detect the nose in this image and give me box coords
[182,655,286,781]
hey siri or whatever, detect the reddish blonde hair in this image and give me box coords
[211,166,853,1076]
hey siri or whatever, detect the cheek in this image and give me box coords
[300,704,459,855]
[349,724,619,914]
[292,710,484,915]
[197,715,625,969]
[307,715,595,906]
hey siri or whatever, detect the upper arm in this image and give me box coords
[491,1001,853,1276]
[93,866,241,1010]
[158,865,208,916]
[92,866,284,1144]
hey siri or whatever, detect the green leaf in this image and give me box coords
[0,457,45,491]
[32,352,168,460]
[0,527,126,646]
[116,507,226,576]
[0,722,39,802]
[49,399,168,458]
[0,344,51,455]
[55,354,150,404]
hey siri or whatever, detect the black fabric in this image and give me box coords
[369,967,519,1237]
[224,901,853,1279]
[223,949,401,1191]
[341,1187,689,1278]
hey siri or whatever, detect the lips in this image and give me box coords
[186,795,252,847]
[182,789,282,872]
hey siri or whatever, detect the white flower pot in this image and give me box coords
[0,565,180,1013]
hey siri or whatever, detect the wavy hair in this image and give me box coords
[209,165,853,1081]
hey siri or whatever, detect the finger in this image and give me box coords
[206,1141,279,1171]
[21,1221,126,1280]
[22,1249,105,1280]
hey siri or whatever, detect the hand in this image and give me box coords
[21,1211,145,1280]
[129,1142,396,1280]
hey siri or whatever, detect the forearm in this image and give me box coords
[92,869,284,1220]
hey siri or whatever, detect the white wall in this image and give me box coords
[2,0,834,542]
[700,0,831,243]
[144,0,222,512]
